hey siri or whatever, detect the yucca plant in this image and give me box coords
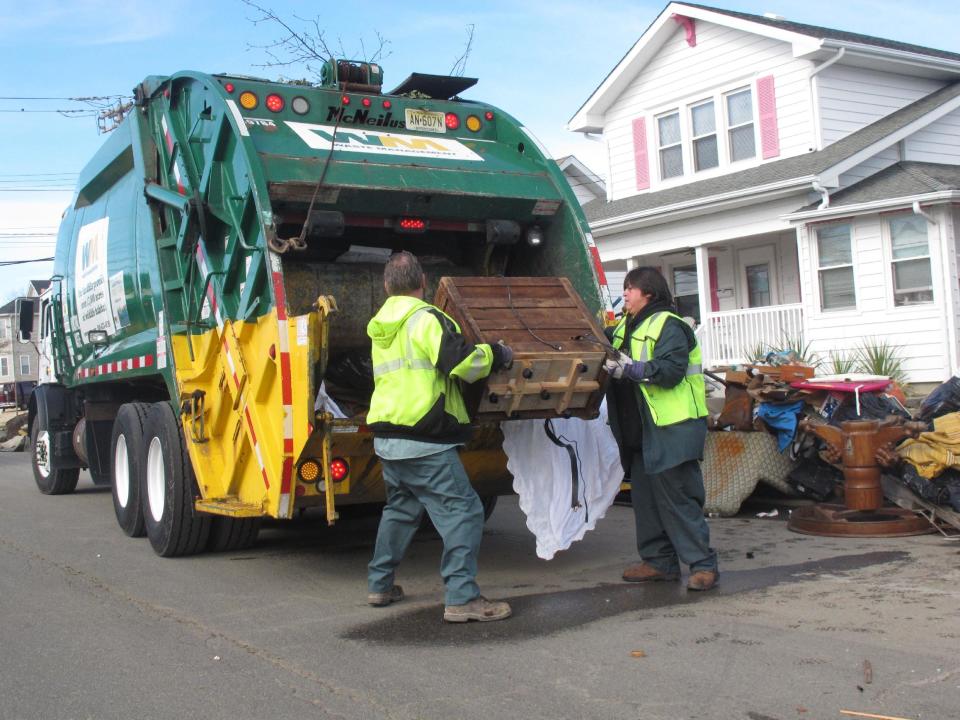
[742,340,769,364]
[777,331,821,368]
[854,337,908,387]
[825,349,857,376]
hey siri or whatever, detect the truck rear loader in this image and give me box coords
[25,60,613,556]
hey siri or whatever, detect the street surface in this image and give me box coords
[1,451,957,720]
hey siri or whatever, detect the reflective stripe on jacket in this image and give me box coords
[611,311,708,427]
[366,295,494,443]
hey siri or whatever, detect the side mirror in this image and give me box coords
[87,330,109,346]
[15,298,35,343]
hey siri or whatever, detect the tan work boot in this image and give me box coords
[622,562,680,583]
[367,585,404,607]
[687,570,718,591]
[443,596,512,623]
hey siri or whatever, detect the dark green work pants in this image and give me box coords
[367,448,484,606]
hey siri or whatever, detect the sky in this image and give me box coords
[2,0,960,301]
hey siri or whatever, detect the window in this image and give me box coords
[0,320,6,340]
[889,215,933,306]
[817,224,856,310]
[657,111,683,179]
[0,357,8,376]
[19,355,30,375]
[726,88,756,162]
[673,265,701,322]
[690,100,718,171]
[746,264,771,307]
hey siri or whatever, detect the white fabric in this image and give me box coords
[501,399,624,560]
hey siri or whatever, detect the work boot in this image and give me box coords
[687,570,718,591]
[443,596,512,623]
[367,585,404,607]
[622,562,680,583]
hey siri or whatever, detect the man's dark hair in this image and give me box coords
[384,251,425,296]
[624,266,673,305]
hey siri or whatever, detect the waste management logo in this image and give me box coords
[286,121,483,162]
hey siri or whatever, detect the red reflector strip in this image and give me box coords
[76,355,155,380]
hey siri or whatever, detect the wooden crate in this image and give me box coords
[433,276,612,421]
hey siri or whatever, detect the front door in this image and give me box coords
[737,244,779,308]
[672,264,700,323]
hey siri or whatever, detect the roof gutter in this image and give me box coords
[783,191,960,222]
[811,180,831,210]
[589,175,816,231]
[819,40,960,75]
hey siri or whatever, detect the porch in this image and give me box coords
[602,229,805,368]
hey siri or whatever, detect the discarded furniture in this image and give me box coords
[790,418,931,537]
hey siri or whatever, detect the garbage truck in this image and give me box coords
[25,60,613,556]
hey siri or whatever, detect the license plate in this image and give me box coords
[405,109,446,133]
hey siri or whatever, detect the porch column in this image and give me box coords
[694,245,711,325]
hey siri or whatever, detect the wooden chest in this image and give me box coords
[433,276,612,421]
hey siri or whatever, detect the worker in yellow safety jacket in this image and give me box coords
[366,251,515,622]
[604,266,718,591]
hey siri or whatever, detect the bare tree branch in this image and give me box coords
[243,0,391,82]
[449,24,475,77]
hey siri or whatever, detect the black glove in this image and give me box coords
[491,341,514,371]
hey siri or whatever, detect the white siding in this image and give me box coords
[569,180,600,206]
[904,107,960,164]
[798,212,951,383]
[816,65,944,147]
[838,146,900,188]
[603,21,814,201]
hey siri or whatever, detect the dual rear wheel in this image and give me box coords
[110,401,259,556]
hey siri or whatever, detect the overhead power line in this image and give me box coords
[0,257,55,266]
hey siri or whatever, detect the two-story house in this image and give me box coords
[570,3,960,383]
[0,279,49,404]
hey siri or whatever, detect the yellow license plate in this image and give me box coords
[404,109,445,133]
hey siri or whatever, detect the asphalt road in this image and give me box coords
[1,451,957,720]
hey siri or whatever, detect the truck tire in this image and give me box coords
[140,402,210,557]
[110,403,150,537]
[207,517,262,553]
[30,420,79,495]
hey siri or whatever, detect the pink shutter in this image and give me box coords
[757,75,780,159]
[709,256,720,312]
[632,117,650,190]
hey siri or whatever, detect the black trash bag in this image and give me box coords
[787,461,842,501]
[898,463,960,511]
[830,392,911,425]
[323,351,375,416]
[918,376,960,422]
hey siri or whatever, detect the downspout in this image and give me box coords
[808,47,845,151]
[916,202,958,376]
[812,180,830,210]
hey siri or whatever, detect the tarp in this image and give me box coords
[501,399,623,560]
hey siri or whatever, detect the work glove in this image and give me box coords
[491,341,514,372]
[603,352,632,380]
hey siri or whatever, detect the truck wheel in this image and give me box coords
[110,403,150,537]
[30,420,79,495]
[207,517,261,553]
[140,402,210,557]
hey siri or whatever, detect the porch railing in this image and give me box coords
[696,304,804,368]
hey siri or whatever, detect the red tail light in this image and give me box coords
[484,111,494,121]
[397,217,427,233]
[224,82,235,93]
[330,458,349,482]
[361,97,371,107]
[265,94,284,112]
[445,112,460,130]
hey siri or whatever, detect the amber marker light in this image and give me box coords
[239,91,258,110]
[298,459,320,482]
[465,115,482,132]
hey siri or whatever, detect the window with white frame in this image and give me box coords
[19,355,30,375]
[657,111,683,180]
[690,100,718,171]
[726,88,756,162]
[888,215,933,306]
[816,224,856,310]
[0,320,6,340]
[0,357,8,376]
